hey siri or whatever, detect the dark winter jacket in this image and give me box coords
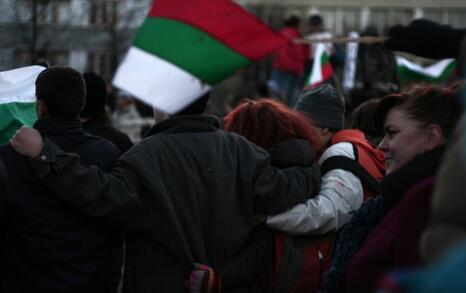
[26,115,321,293]
[324,147,444,293]
[0,119,122,293]
[206,139,320,292]
[384,18,466,59]
[83,116,133,153]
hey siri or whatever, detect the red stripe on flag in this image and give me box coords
[303,81,324,90]
[321,63,333,81]
[148,0,287,61]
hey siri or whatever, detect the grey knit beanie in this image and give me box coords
[294,84,345,130]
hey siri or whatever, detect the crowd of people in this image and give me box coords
[0,16,466,293]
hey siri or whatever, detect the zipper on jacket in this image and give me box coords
[317,248,324,289]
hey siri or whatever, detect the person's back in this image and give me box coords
[8,93,321,293]
[122,113,320,292]
[271,15,309,106]
[272,26,307,77]
[0,67,121,293]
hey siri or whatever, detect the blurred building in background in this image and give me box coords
[0,0,149,79]
[0,0,465,81]
[238,0,466,89]
[239,0,466,33]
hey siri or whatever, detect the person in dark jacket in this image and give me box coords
[324,82,463,293]
[81,71,133,153]
[384,18,466,60]
[186,98,322,293]
[0,67,122,293]
[9,93,321,293]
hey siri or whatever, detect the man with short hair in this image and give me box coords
[0,67,122,293]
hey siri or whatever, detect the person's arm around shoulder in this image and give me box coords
[9,126,146,231]
[246,138,321,215]
[267,142,364,235]
[92,138,122,171]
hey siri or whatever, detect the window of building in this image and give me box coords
[13,49,68,67]
[87,51,112,79]
[89,0,117,26]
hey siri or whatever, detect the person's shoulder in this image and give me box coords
[0,144,9,154]
[220,130,263,149]
[319,142,355,163]
[0,143,20,159]
[94,123,133,147]
[82,134,121,156]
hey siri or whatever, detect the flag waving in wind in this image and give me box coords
[0,65,45,144]
[396,56,456,83]
[304,43,333,89]
[113,0,287,114]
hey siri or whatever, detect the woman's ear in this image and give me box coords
[424,124,443,150]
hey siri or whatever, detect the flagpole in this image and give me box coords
[292,36,388,45]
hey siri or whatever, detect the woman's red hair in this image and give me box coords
[224,98,320,151]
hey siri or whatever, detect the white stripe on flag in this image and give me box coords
[396,56,455,78]
[0,65,45,105]
[308,44,326,86]
[113,47,211,114]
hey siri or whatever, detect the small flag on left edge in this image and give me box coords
[0,65,45,144]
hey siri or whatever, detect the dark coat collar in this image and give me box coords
[82,115,110,127]
[143,115,220,138]
[33,118,88,152]
[34,118,84,136]
[381,146,445,207]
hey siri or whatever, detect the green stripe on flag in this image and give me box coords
[134,17,251,85]
[0,102,37,144]
[397,61,457,83]
[321,52,330,64]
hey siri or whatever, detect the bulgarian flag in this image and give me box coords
[0,65,44,144]
[113,0,287,114]
[304,43,333,89]
[396,56,456,83]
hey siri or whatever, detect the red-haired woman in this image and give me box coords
[224,98,320,153]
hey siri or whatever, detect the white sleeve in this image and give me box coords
[266,143,364,235]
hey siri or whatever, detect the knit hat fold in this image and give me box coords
[294,84,345,130]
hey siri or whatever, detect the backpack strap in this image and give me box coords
[273,232,336,292]
[273,235,305,293]
[321,155,380,194]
